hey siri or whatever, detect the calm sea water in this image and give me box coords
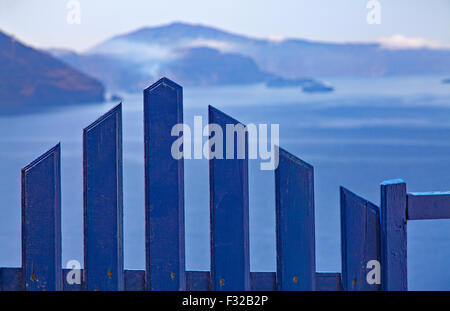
[1,75,449,290]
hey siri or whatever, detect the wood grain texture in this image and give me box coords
[83,104,124,291]
[275,148,316,290]
[209,105,250,291]
[21,144,61,291]
[380,179,407,291]
[340,187,381,291]
[144,78,185,290]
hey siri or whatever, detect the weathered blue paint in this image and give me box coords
[0,268,22,291]
[186,271,210,291]
[209,105,250,291]
[315,273,342,291]
[380,179,407,291]
[184,271,341,291]
[83,104,124,291]
[250,272,276,291]
[4,79,450,292]
[21,144,61,291]
[124,270,145,291]
[407,192,450,220]
[340,187,380,291]
[250,272,341,291]
[144,77,186,291]
[275,148,316,291]
[61,269,145,291]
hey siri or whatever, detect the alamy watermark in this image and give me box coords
[66,259,81,285]
[66,0,81,25]
[366,260,381,285]
[366,0,381,25]
[171,116,279,170]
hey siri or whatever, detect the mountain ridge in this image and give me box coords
[50,22,450,91]
[0,30,105,108]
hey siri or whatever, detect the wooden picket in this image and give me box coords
[21,144,61,291]
[208,105,250,291]
[340,187,380,291]
[83,104,124,291]
[144,78,185,291]
[0,77,449,291]
[380,180,408,291]
[275,148,316,290]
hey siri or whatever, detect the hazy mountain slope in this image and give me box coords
[0,31,105,108]
[91,22,450,78]
[162,47,272,86]
[50,22,450,92]
[53,39,274,91]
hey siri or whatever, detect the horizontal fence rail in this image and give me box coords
[1,77,449,291]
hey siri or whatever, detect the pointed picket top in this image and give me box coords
[144,77,182,95]
[22,143,61,173]
[22,143,62,291]
[208,105,243,126]
[277,147,313,171]
[83,103,122,133]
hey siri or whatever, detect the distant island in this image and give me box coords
[49,22,450,92]
[3,21,450,110]
[0,30,105,109]
[266,77,334,93]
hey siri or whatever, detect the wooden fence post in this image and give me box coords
[275,148,316,291]
[21,144,61,291]
[340,187,380,291]
[209,105,250,291]
[83,104,124,291]
[144,77,185,291]
[380,179,407,291]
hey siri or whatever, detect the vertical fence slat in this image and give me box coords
[144,77,185,291]
[380,179,407,291]
[275,148,316,291]
[83,104,123,291]
[340,187,380,291]
[21,144,61,291]
[209,105,250,291]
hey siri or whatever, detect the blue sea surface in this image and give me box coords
[0,75,449,290]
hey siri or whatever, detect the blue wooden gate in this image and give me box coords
[0,77,449,291]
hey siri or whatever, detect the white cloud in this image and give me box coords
[267,35,286,43]
[184,39,235,52]
[378,34,449,50]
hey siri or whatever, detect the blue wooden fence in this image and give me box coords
[1,77,449,291]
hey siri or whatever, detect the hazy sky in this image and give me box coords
[0,0,449,52]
